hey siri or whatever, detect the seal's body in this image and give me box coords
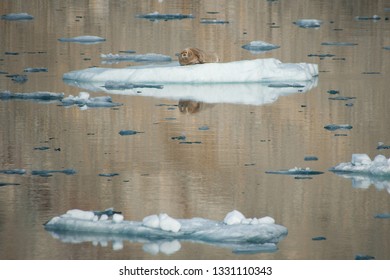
[178,48,219,66]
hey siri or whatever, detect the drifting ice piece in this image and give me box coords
[1,13,34,20]
[330,154,390,176]
[58,36,106,44]
[63,58,318,84]
[293,19,323,28]
[241,41,280,53]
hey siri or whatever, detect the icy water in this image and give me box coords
[1,0,390,260]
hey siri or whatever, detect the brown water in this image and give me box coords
[0,0,389,260]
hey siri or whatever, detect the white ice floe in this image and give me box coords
[1,13,34,21]
[242,41,280,53]
[330,154,390,177]
[293,19,323,28]
[58,35,106,44]
[101,53,172,64]
[44,209,287,254]
[63,58,318,84]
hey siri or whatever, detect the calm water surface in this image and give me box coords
[0,0,389,260]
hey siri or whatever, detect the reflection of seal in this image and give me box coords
[178,48,219,66]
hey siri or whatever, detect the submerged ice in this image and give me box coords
[44,209,287,254]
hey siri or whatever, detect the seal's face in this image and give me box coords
[178,48,199,66]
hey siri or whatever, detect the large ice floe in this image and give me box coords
[63,59,318,105]
[44,209,287,255]
[330,154,390,193]
[64,58,318,84]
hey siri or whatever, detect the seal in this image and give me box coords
[178,48,219,66]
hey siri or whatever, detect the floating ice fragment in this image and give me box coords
[241,41,280,53]
[0,91,64,101]
[0,182,21,187]
[200,18,229,24]
[58,35,106,44]
[374,213,390,219]
[118,130,143,136]
[31,169,77,176]
[0,169,26,175]
[24,67,48,73]
[324,124,353,131]
[355,15,381,21]
[321,42,358,46]
[308,54,335,58]
[384,46,390,51]
[101,53,172,63]
[136,12,194,21]
[304,156,318,161]
[98,173,119,177]
[312,236,326,241]
[293,19,323,28]
[7,74,28,84]
[61,92,122,108]
[377,142,390,150]
[1,13,34,21]
[266,167,324,175]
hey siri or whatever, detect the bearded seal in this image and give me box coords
[178,48,219,66]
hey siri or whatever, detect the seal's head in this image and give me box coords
[178,48,201,66]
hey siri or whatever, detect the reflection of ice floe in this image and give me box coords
[64,58,318,84]
[242,41,280,54]
[58,36,106,44]
[65,79,317,106]
[136,12,194,21]
[293,19,323,28]
[44,209,287,255]
[1,13,34,21]
[330,154,390,193]
[101,53,172,64]
[61,92,122,109]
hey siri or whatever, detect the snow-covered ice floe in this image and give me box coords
[1,13,34,21]
[63,59,318,105]
[330,154,390,193]
[44,209,287,254]
[58,35,106,44]
[330,154,390,177]
[63,59,318,84]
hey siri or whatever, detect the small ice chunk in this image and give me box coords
[101,53,172,63]
[99,214,108,221]
[142,214,160,229]
[224,210,246,225]
[355,15,381,21]
[136,12,194,21]
[352,154,372,166]
[113,213,124,223]
[321,42,358,46]
[324,124,353,131]
[158,213,181,232]
[65,209,95,221]
[257,216,275,224]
